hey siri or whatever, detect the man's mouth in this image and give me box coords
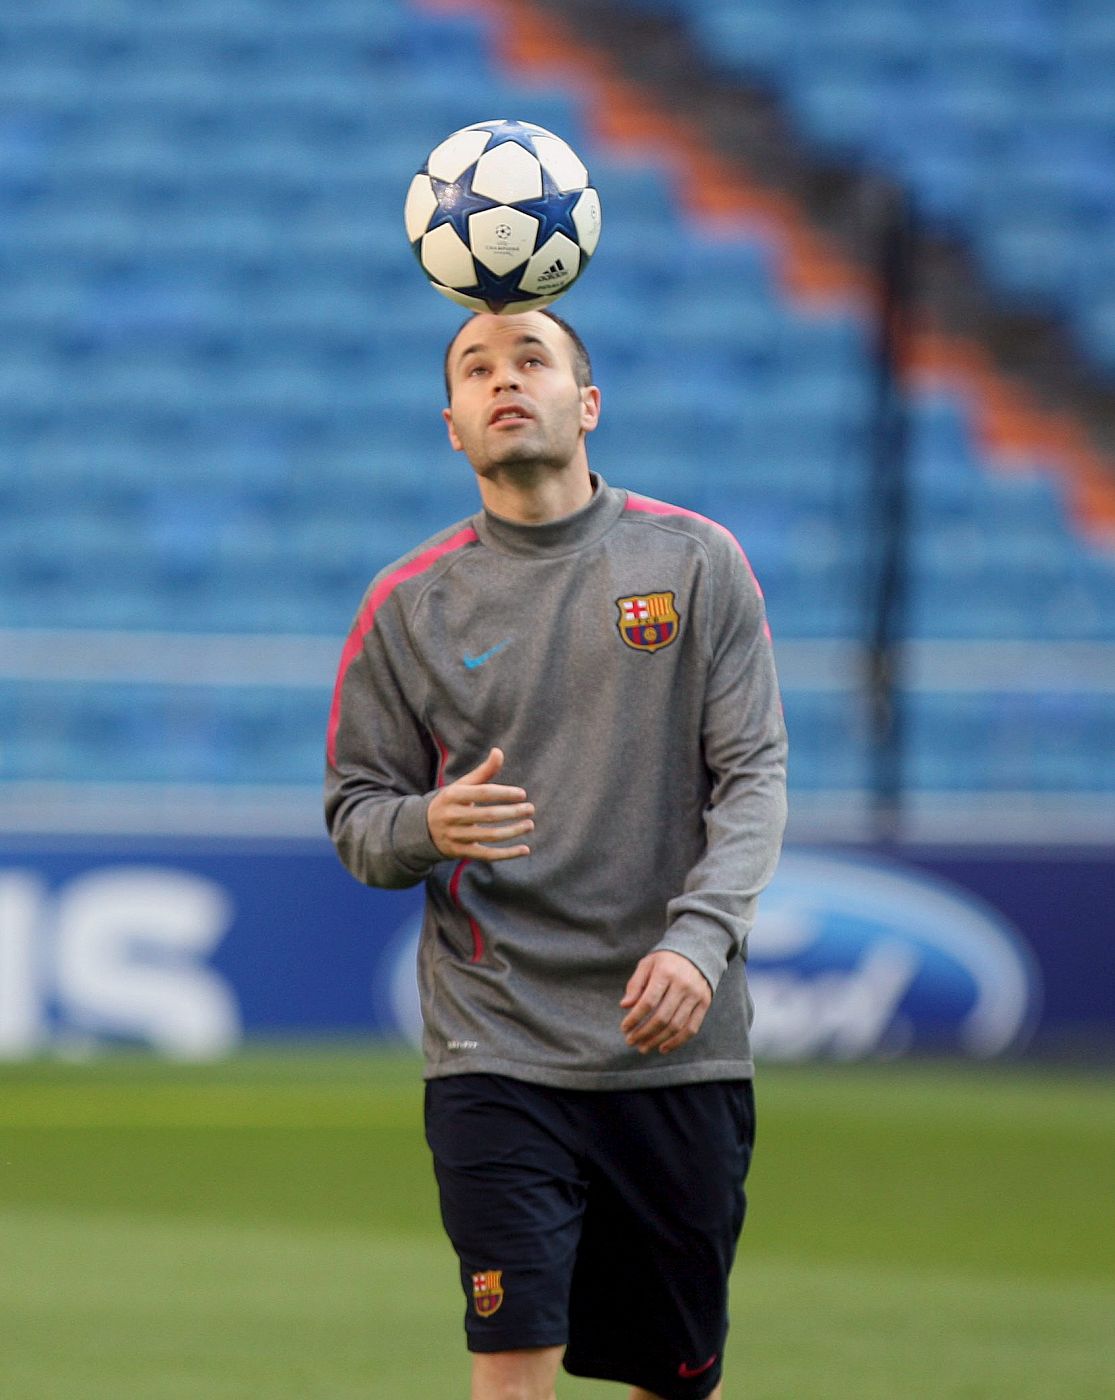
[489,405,532,426]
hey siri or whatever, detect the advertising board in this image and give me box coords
[0,838,1110,1060]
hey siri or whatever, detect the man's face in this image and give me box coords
[442,312,599,478]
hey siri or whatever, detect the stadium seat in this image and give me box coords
[2,0,1114,811]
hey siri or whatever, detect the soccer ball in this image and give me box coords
[404,118,602,314]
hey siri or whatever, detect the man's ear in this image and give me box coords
[580,386,601,435]
[443,406,463,452]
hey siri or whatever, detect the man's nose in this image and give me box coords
[493,363,521,390]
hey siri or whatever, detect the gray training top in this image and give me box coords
[325,475,788,1089]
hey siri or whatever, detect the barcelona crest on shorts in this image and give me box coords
[615,591,681,654]
[472,1270,504,1317]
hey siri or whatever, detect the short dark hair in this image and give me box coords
[443,308,594,402]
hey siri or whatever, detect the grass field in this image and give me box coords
[1,1048,1113,1399]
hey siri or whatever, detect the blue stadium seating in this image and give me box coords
[906,689,1115,791]
[0,0,1113,806]
[666,0,1115,367]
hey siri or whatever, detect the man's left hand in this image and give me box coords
[620,951,712,1055]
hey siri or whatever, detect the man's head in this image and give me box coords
[443,309,593,404]
[441,309,600,484]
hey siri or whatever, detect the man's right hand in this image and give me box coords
[426,746,534,862]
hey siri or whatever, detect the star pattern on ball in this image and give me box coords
[467,119,548,151]
[423,161,581,266]
[507,168,583,250]
[448,258,543,313]
[423,169,501,246]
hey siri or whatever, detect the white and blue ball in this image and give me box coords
[404,118,602,314]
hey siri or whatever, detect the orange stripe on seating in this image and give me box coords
[414,0,1115,542]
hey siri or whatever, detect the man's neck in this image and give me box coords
[477,462,594,525]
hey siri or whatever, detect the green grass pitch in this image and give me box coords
[1,1048,1112,1398]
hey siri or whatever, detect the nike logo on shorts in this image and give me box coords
[678,1354,718,1379]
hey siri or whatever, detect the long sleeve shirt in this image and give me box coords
[325,475,788,1088]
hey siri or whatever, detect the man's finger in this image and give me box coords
[466,785,529,806]
[625,987,689,1048]
[459,746,504,786]
[619,958,653,1010]
[634,994,702,1053]
[620,977,673,1036]
[656,1002,709,1055]
[456,818,534,843]
[451,802,533,826]
[467,842,530,862]
[619,979,663,1030]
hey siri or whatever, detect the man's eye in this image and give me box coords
[524,357,544,368]
[468,365,488,376]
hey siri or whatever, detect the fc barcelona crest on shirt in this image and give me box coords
[472,1270,504,1317]
[615,591,681,654]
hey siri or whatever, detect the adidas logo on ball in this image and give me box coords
[536,258,569,285]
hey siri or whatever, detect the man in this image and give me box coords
[325,309,787,1400]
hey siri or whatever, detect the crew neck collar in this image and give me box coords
[474,474,624,558]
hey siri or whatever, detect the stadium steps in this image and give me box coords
[1,0,1114,802]
[534,0,1115,525]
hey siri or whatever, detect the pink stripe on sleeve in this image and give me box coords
[624,492,765,601]
[326,526,478,767]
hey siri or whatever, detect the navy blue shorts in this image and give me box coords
[424,1073,755,1400]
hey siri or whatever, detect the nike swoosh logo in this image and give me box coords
[678,1355,718,1379]
[463,639,512,670]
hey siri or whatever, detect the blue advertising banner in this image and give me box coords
[0,836,1111,1059]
